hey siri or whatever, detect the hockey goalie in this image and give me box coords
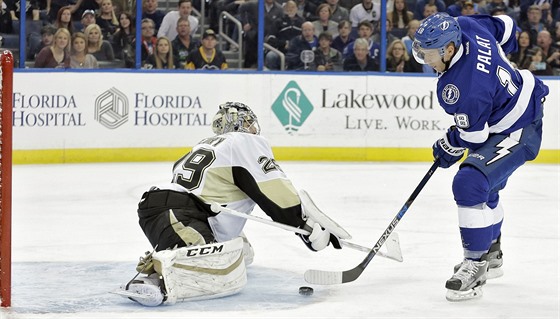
[116,102,350,306]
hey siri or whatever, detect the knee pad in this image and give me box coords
[452,166,490,207]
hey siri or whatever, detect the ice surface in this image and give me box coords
[2,162,558,318]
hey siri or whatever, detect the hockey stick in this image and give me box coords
[304,160,440,285]
[211,203,403,262]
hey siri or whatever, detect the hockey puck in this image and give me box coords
[299,286,314,296]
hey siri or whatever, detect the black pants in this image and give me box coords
[137,189,215,251]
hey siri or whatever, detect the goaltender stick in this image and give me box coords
[412,13,548,301]
[116,102,348,306]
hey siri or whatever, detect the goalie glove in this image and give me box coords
[433,126,466,168]
[298,218,342,252]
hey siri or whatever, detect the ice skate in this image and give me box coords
[116,274,165,307]
[446,259,487,302]
[454,237,503,279]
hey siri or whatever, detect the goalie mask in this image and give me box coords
[212,102,261,135]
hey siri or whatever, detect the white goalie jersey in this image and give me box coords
[165,132,304,242]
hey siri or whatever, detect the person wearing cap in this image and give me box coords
[446,0,477,17]
[158,0,199,41]
[185,29,227,70]
[477,0,512,16]
[80,9,96,32]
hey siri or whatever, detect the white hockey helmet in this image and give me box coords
[212,102,261,135]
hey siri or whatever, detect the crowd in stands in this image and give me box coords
[1,0,559,74]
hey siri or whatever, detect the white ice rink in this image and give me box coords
[1,161,558,318]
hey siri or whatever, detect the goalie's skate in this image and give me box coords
[445,259,487,302]
[114,275,165,307]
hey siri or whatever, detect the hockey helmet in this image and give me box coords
[212,102,261,135]
[412,13,462,64]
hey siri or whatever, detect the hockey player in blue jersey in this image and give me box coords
[412,13,549,301]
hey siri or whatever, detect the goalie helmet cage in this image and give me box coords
[0,50,14,308]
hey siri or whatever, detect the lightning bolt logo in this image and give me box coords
[486,138,518,165]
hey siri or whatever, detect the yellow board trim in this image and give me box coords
[13,147,560,164]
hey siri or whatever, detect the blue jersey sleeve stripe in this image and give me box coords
[458,123,489,144]
[494,15,514,46]
[489,70,535,134]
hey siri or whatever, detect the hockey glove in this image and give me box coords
[298,219,342,252]
[433,126,465,168]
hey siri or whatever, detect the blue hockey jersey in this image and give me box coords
[437,15,549,149]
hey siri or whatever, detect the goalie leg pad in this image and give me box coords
[153,237,247,304]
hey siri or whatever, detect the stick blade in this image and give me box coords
[304,267,364,285]
[304,269,343,285]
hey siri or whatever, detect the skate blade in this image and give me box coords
[110,288,164,307]
[445,286,483,302]
[487,268,504,279]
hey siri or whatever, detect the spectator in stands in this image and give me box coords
[509,30,533,69]
[264,0,283,37]
[186,29,228,70]
[327,0,349,23]
[158,0,199,40]
[413,0,445,20]
[313,31,343,71]
[70,31,98,68]
[388,0,413,29]
[372,18,398,46]
[537,30,560,71]
[447,0,474,17]
[95,0,119,41]
[112,11,135,66]
[340,0,361,10]
[140,17,157,63]
[286,21,318,70]
[461,1,477,16]
[1,1,13,34]
[238,0,259,68]
[295,0,318,21]
[523,47,554,75]
[553,21,560,46]
[85,23,115,61]
[385,38,422,72]
[349,0,380,34]
[55,6,75,34]
[7,0,40,21]
[73,0,99,24]
[143,36,179,69]
[34,27,71,68]
[521,5,550,47]
[27,24,57,60]
[401,19,419,54]
[48,0,84,23]
[343,21,379,62]
[477,0,510,16]
[331,19,354,53]
[80,9,96,32]
[312,3,339,38]
[421,3,438,20]
[268,0,304,53]
[343,37,379,71]
[172,16,197,68]
[142,0,165,33]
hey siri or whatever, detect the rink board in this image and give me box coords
[12,72,559,163]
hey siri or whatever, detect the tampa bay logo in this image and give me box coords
[271,81,313,133]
